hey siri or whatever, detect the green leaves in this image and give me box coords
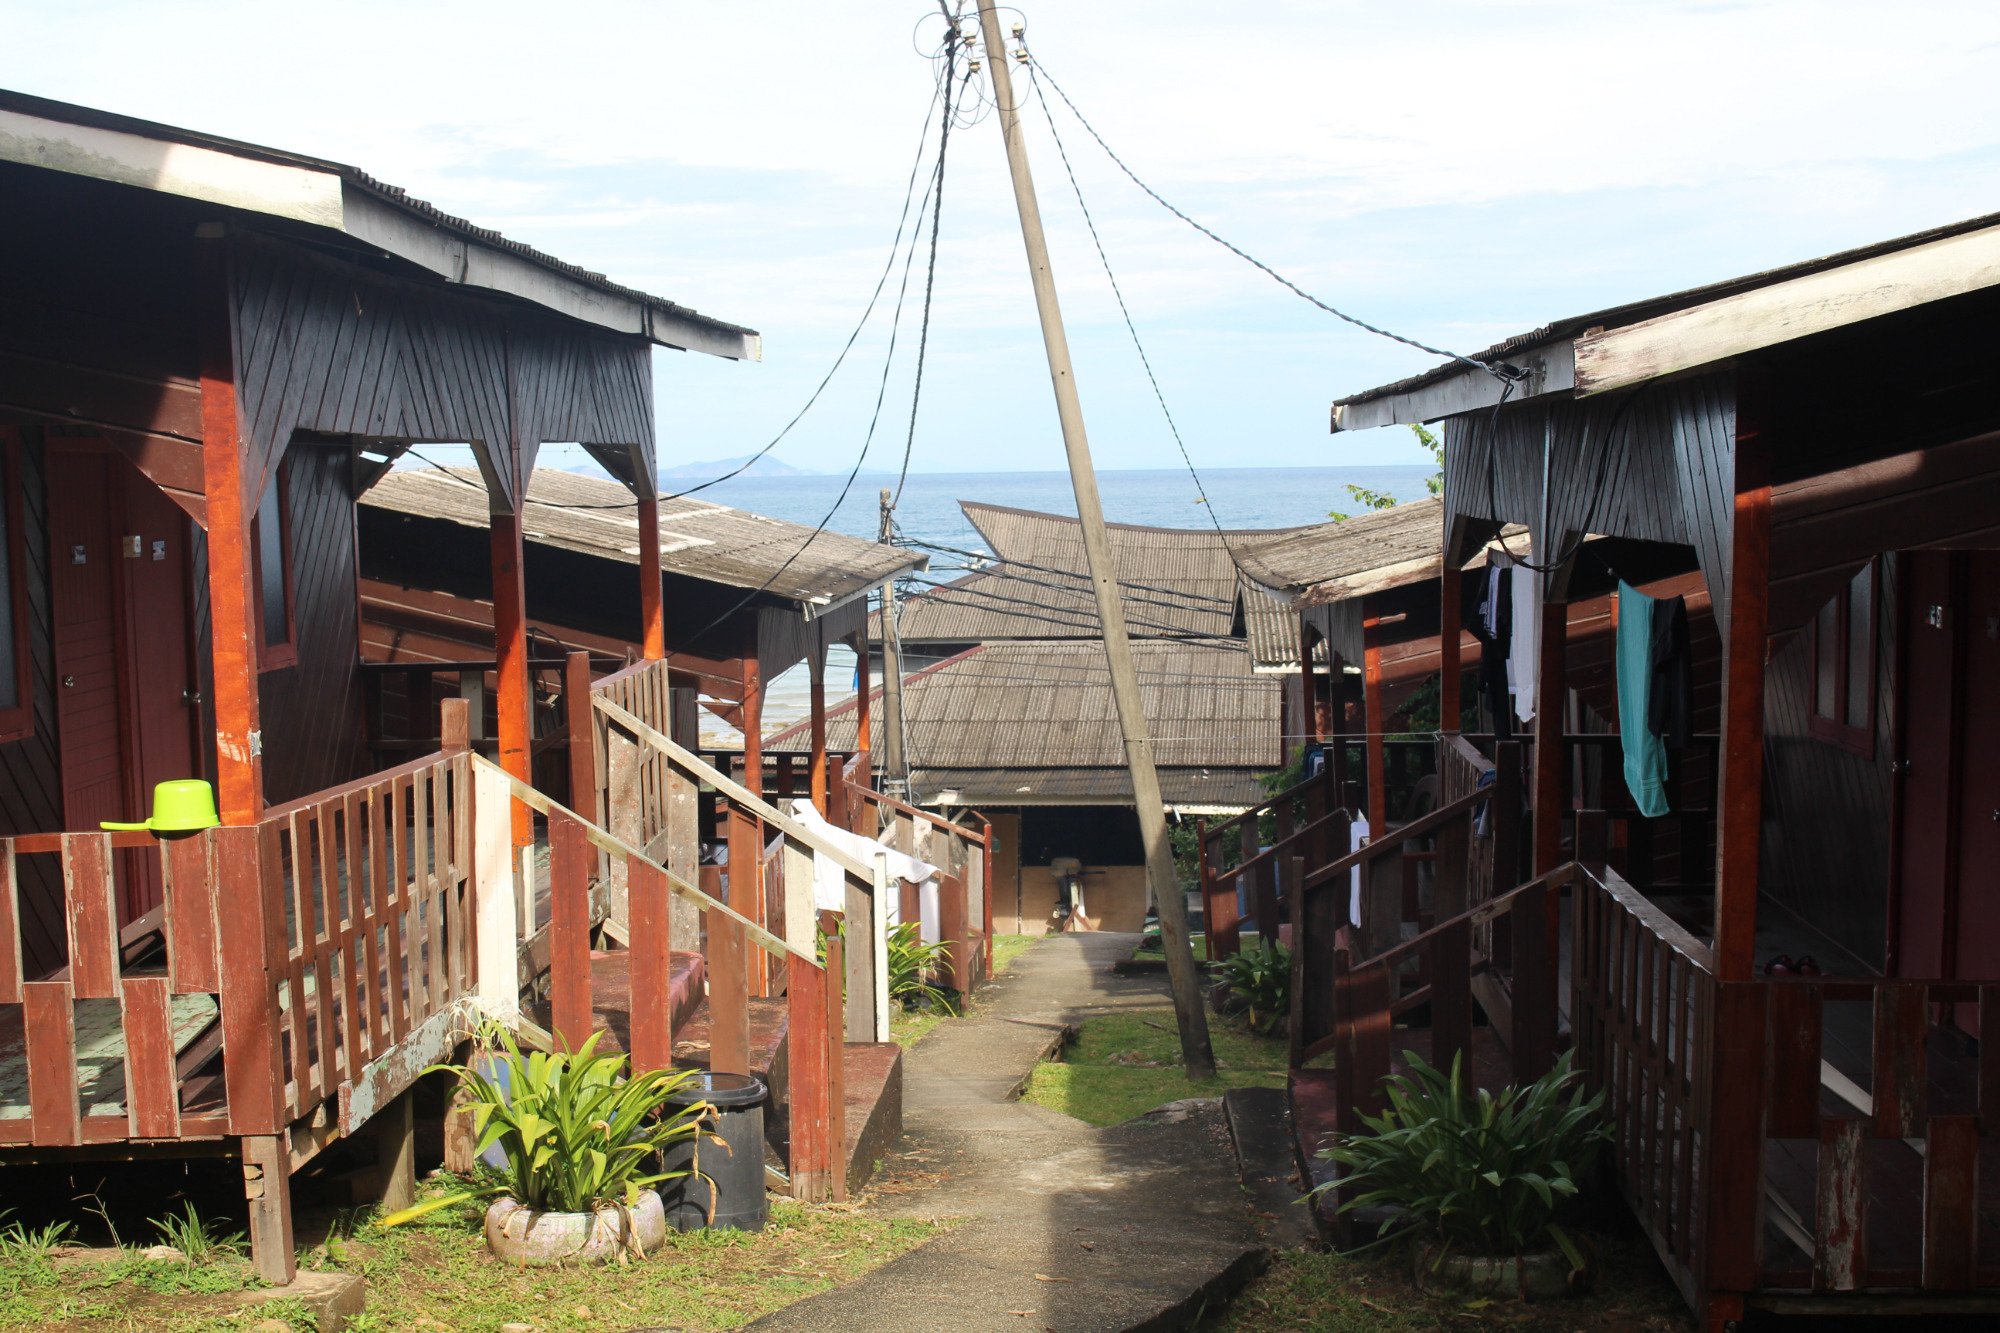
[1218,941,1291,1035]
[886,921,959,1015]
[1312,1050,1611,1256]
[381,1022,718,1224]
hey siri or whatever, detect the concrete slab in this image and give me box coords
[1224,1085,1319,1252]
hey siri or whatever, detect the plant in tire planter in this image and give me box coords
[1313,1050,1610,1301]
[377,1024,718,1265]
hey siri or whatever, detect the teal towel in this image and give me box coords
[1617,581,1669,818]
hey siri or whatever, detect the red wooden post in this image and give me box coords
[627,854,674,1075]
[1296,610,1318,748]
[822,925,849,1202]
[637,488,666,661]
[1714,420,1772,980]
[1439,553,1462,733]
[121,975,181,1139]
[1362,595,1389,835]
[549,811,593,1052]
[1532,592,1567,876]
[196,231,264,823]
[214,825,284,1135]
[851,629,873,772]
[808,626,829,815]
[786,949,834,1200]
[491,506,533,848]
[940,872,969,993]
[565,651,597,824]
[705,912,751,1076]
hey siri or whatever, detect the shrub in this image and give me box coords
[379,1024,715,1226]
[887,921,958,1014]
[1217,941,1290,1034]
[1315,1050,1609,1265]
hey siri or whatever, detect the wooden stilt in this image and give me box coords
[195,232,264,823]
[1296,610,1318,747]
[376,1091,416,1214]
[491,507,532,847]
[852,630,873,776]
[1439,557,1463,733]
[637,487,665,660]
[242,1133,295,1284]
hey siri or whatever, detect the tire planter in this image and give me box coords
[1412,1238,1594,1302]
[484,1190,668,1265]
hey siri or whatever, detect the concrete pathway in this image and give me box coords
[746,933,1266,1333]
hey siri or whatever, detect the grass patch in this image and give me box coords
[1200,1230,1692,1331]
[1021,1006,1287,1126]
[1132,931,1269,963]
[990,933,1037,974]
[0,1192,944,1332]
[890,1007,946,1049]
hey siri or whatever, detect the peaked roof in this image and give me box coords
[363,467,922,609]
[0,87,757,359]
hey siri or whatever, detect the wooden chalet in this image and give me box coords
[0,90,947,1282]
[772,637,1278,933]
[1227,212,2000,1328]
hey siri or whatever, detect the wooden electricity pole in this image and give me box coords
[878,488,909,797]
[975,1,1213,1077]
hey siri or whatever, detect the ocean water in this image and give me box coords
[699,464,1435,743]
[690,464,1434,553]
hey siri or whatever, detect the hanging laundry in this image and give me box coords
[1510,560,1540,727]
[1616,581,1670,817]
[1648,592,1694,751]
[1469,560,1513,738]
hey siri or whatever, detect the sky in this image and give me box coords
[8,2,2000,474]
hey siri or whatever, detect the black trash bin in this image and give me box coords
[659,1070,768,1232]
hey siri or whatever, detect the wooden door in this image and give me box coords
[1950,552,2000,1009]
[1893,551,1958,981]
[46,448,199,921]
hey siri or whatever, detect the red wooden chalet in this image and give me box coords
[1219,212,2000,1328]
[0,90,908,1281]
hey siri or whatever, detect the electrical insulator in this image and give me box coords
[968,58,982,74]
[1014,48,1027,63]
[1011,22,1024,37]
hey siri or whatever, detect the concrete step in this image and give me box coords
[1222,1085,1319,1252]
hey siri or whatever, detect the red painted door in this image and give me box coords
[1893,552,1956,980]
[46,448,198,921]
[1950,553,2000,1011]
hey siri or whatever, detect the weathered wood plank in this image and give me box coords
[1871,983,1927,1140]
[120,975,181,1139]
[0,845,20,1005]
[163,834,220,995]
[786,950,833,1202]
[217,825,285,1136]
[1921,1113,1978,1290]
[548,811,593,1053]
[626,855,674,1076]
[705,912,751,1077]
[63,835,120,999]
[1765,981,1823,1140]
[23,980,79,1146]
[1814,1116,1867,1292]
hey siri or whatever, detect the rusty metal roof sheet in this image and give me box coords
[769,638,1280,777]
[909,765,1269,810]
[362,466,921,608]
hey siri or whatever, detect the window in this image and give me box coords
[1809,559,1877,755]
[0,426,30,741]
[251,459,296,671]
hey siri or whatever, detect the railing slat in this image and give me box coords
[1871,983,1927,1140]
[0,845,20,1005]
[121,975,181,1139]
[63,834,120,999]
[706,909,751,1076]
[787,949,834,1201]
[549,810,593,1053]
[1922,1113,1978,1290]
[23,980,79,1146]
[222,824,285,1135]
[1814,1116,1868,1292]
[627,855,674,1076]
[1765,981,1823,1139]
[163,835,220,994]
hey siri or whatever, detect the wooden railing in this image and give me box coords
[361,657,582,799]
[1570,862,1714,1309]
[1199,765,1342,960]
[846,781,992,990]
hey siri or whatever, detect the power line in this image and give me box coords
[894,535,1239,607]
[893,13,967,509]
[1022,45,1520,384]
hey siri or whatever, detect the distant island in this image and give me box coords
[658,453,813,481]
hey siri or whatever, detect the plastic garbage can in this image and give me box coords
[659,1070,768,1232]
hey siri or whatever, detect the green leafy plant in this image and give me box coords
[888,921,958,1015]
[148,1201,245,1265]
[0,1210,74,1262]
[1315,1050,1609,1267]
[1217,941,1291,1034]
[1331,423,1441,520]
[378,1024,716,1226]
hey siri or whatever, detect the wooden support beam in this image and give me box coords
[195,232,264,822]
[1362,596,1389,835]
[637,487,665,660]
[1713,413,1772,981]
[851,630,873,776]
[1439,559,1462,732]
[565,651,597,825]
[1532,587,1567,876]
[809,624,829,815]
[490,506,532,847]
[242,1133,296,1285]
[1296,610,1318,745]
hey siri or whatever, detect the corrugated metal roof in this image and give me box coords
[1331,208,2000,411]
[1234,500,1531,610]
[0,87,756,357]
[769,638,1279,776]
[889,502,1315,644]
[362,466,922,607]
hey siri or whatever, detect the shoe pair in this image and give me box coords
[1762,954,1822,977]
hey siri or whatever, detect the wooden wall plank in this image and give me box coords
[162,834,220,994]
[1814,1116,1867,1292]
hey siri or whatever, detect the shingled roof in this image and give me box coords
[363,466,922,610]
[1235,499,1529,609]
[768,637,1279,811]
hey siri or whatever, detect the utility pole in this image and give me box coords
[973,2,1214,1078]
[877,488,909,798]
